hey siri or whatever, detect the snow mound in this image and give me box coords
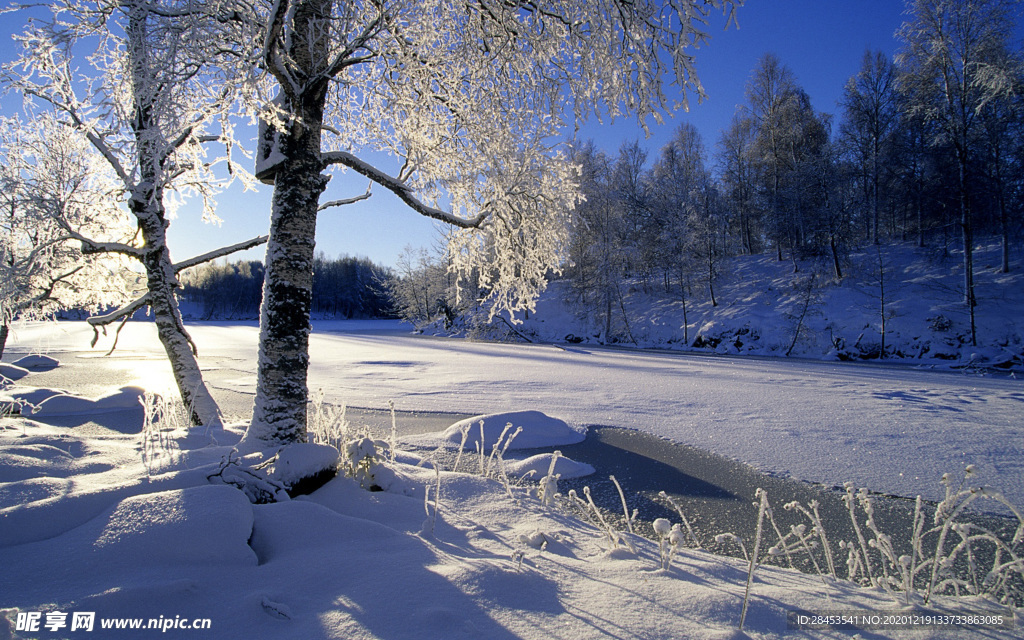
[271,442,339,496]
[0,363,30,384]
[88,485,256,568]
[12,354,59,371]
[505,453,595,480]
[442,411,585,450]
[32,385,147,416]
[249,499,402,564]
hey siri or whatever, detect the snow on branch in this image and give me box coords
[321,151,487,229]
[87,295,151,330]
[173,234,270,273]
[68,229,145,259]
[318,183,373,212]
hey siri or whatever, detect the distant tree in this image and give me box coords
[977,81,1023,274]
[743,53,829,267]
[567,142,632,342]
[897,0,1020,346]
[744,53,801,262]
[180,260,266,319]
[648,123,718,332]
[388,246,452,328]
[718,114,760,256]
[839,50,901,245]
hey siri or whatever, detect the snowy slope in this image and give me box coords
[508,242,1024,370]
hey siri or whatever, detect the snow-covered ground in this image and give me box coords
[2,317,1022,638]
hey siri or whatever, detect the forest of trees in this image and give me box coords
[396,0,1023,347]
[180,254,394,320]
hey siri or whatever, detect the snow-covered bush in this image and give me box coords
[343,434,391,491]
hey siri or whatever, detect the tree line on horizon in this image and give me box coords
[178,254,394,321]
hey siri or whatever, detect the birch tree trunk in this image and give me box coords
[125,3,222,428]
[0,323,8,360]
[247,127,327,446]
[133,191,223,428]
[243,0,331,448]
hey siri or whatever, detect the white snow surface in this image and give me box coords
[2,307,1023,638]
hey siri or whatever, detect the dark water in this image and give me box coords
[553,427,1022,601]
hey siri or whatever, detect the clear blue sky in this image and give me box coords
[1,0,912,269]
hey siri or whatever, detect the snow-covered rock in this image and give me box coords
[271,442,340,497]
[442,410,585,450]
[12,354,59,372]
[505,453,595,480]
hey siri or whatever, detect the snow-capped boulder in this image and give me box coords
[12,354,59,372]
[443,411,585,450]
[271,442,340,497]
[505,453,595,480]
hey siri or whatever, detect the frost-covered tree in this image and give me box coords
[839,50,900,245]
[0,113,134,358]
[897,0,1021,346]
[743,53,801,263]
[241,0,741,447]
[646,124,711,337]
[3,1,266,425]
[567,142,634,343]
[718,114,759,256]
[387,245,452,327]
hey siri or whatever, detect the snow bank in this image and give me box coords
[32,385,147,416]
[441,410,585,450]
[0,363,29,384]
[12,354,59,371]
[505,452,595,480]
[87,485,257,568]
[0,386,69,407]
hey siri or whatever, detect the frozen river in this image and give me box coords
[8,319,1024,509]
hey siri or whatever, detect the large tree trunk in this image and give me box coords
[245,131,327,447]
[242,0,332,449]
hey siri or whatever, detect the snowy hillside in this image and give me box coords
[502,242,1024,372]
